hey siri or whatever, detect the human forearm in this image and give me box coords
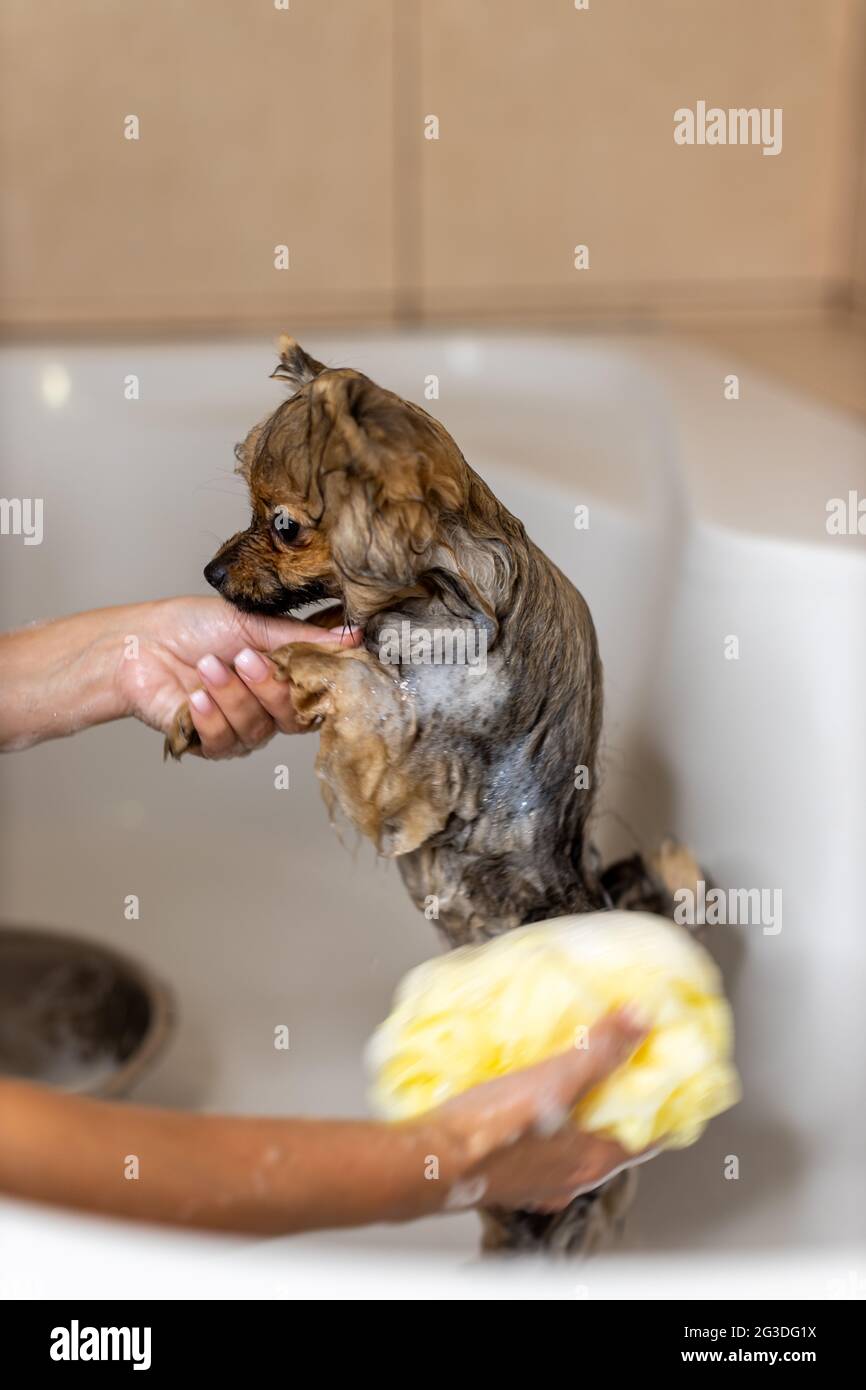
[0,1017,646,1233]
[0,606,135,751]
[0,1079,457,1234]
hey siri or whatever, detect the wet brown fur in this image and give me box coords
[166,337,698,1254]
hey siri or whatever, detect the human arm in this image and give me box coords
[0,596,359,756]
[0,1011,645,1234]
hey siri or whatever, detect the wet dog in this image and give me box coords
[167,337,696,1253]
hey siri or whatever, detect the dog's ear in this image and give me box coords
[305,371,469,617]
[270,335,327,393]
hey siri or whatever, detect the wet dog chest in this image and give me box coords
[369,613,509,728]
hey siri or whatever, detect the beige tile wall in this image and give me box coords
[843,0,866,313]
[414,0,863,321]
[856,140,866,309]
[0,0,397,328]
[1,0,864,330]
[857,166,866,312]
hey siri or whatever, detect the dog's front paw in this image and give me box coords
[163,702,201,760]
[267,642,295,682]
[270,642,335,726]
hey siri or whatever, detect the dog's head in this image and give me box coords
[204,336,484,623]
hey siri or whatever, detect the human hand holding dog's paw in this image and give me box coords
[107,596,361,760]
[166,648,300,761]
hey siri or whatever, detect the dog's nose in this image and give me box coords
[204,558,229,592]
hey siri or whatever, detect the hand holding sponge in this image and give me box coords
[367,911,740,1154]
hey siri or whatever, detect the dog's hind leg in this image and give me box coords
[477,839,708,1256]
[480,1168,638,1257]
[598,838,708,936]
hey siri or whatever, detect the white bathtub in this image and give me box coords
[1,331,864,1299]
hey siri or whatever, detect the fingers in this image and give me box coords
[449,1012,655,1212]
[186,632,345,756]
[234,608,362,654]
[187,687,249,759]
[528,1138,665,1212]
[188,655,275,758]
[156,598,364,760]
[542,1007,649,1108]
[158,597,363,668]
[187,639,326,754]
[439,1008,647,1162]
[179,608,362,758]
[232,648,305,734]
[476,1127,631,1213]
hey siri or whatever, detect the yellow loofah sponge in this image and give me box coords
[367,911,740,1154]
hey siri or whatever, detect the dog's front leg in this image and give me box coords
[270,642,456,858]
[163,640,455,856]
[164,702,200,759]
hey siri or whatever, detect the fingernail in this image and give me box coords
[617,1004,651,1034]
[235,647,269,683]
[189,688,213,713]
[197,654,230,687]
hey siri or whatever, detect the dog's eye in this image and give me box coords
[272,510,300,544]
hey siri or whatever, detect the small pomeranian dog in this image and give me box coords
[168,336,697,1253]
